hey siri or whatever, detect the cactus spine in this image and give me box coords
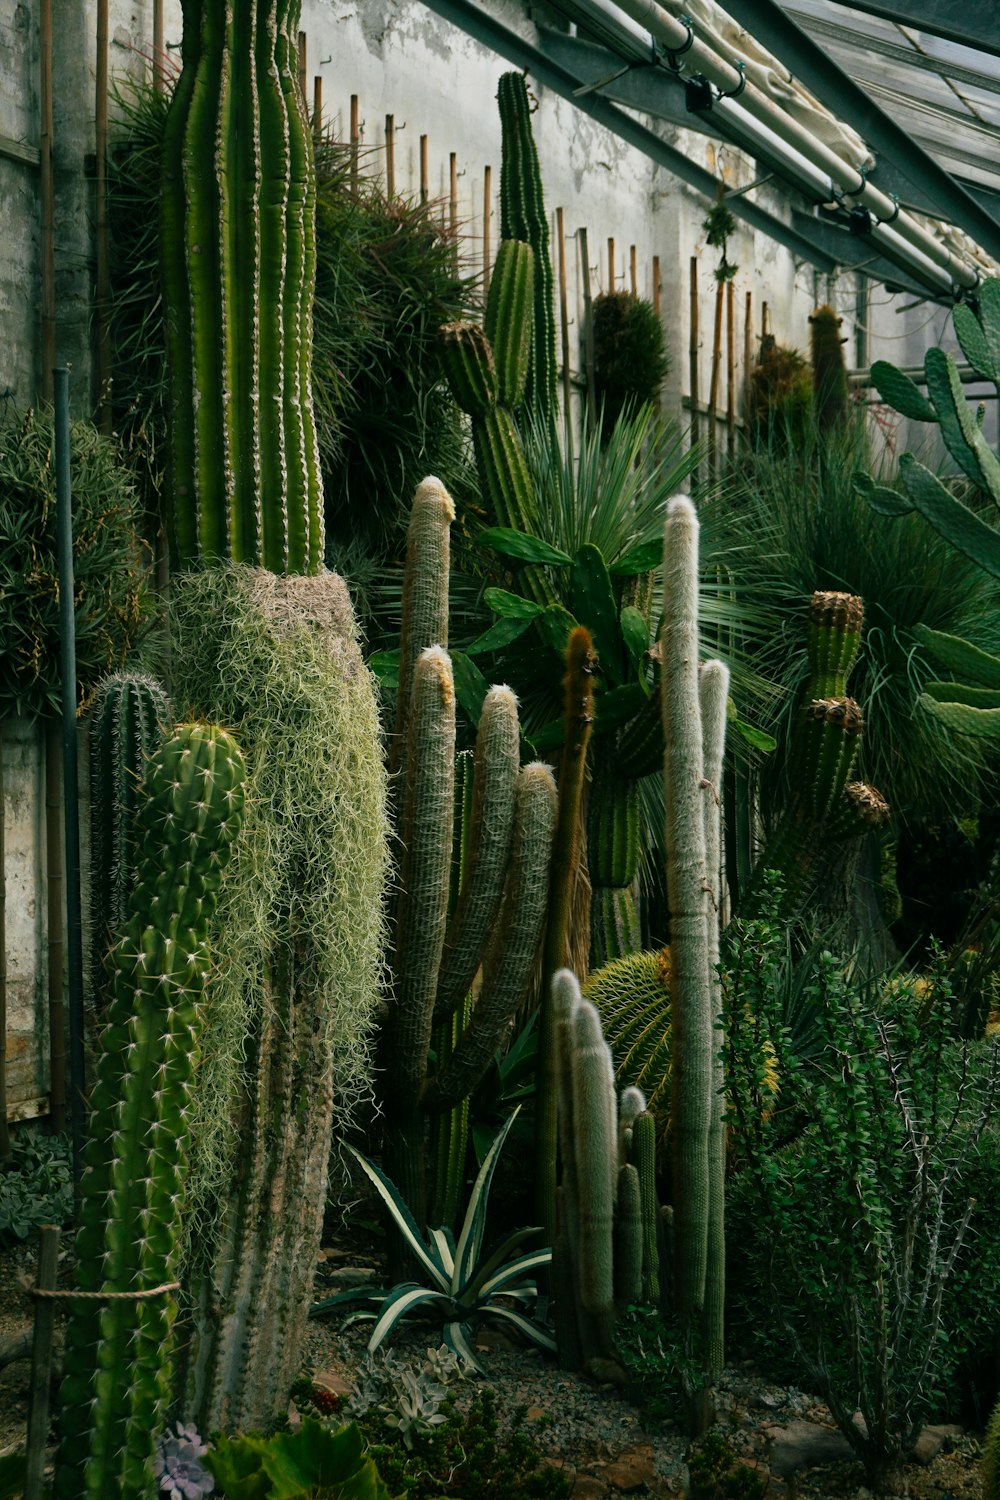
[56,724,245,1500]
[983,1395,1000,1500]
[87,673,172,1001]
[161,0,323,572]
[497,71,558,427]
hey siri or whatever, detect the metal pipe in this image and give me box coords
[95,0,111,430]
[39,0,55,401]
[53,369,86,1188]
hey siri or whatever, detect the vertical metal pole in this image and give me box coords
[726,279,735,460]
[483,164,491,292]
[385,114,395,197]
[53,369,86,1188]
[44,728,66,1134]
[419,134,429,205]
[39,0,55,402]
[688,256,699,462]
[95,0,111,432]
[743,290,753,433]
[556,207,572,432]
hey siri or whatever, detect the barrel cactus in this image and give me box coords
[56,724,245,1500]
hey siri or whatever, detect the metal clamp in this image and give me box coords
[664,13,695,71]
[877,194,900,227]
[717,59,746,100]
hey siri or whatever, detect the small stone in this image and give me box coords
[602,1442,655,1491]
[913,1422,963,1465]
[764,1418,856,1476]
[572,1474,610,1499]
[526,1405,547,1421]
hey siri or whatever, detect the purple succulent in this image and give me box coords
[153,1422,215,1500]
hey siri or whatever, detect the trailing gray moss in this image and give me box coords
[167,564,389,1431]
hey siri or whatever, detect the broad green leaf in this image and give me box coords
[480,1301,558,1353]
[368,1287,451,1355]
[204,1434,271,1499]
[952,302,996,381]
[913,624,1000,689]
[483,587,544,620]
[367,649,400,688]
[853,471,914,518]
[977,277,1000,378]
[594,682,648,730]
[870,359,938,423]
[609,538,662,577]
[262,1420,391,1499]
[538,603,580,656]
[571,543,623,683]
[464,614,536,658]
[620,605,650,674]
[451,651,491,728]
[478,527,572,567]
[731,717,777,753]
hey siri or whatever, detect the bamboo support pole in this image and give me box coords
[0,728,8,1163]
[707,278,725,481]
[449,153,458,234]
[24,1226,60,1500]
[153,0,165,91]
[607,236,615,289]
[312,76,322,133]
[652,254,662,319]
[420,134,428,205]
[385,114,395,197]
[743,290,753,431]
[726,279,735,460]
[761,300,769,341]
[297,31,307,102]
[45,727,66,1134]
[483,164,492,292]
[350,95,359,186]
[629,243,637,295]
[689,255,699,467]
[39,0,54,402]
[95,0,111,431]
[556,207,572,428]
[580,227,596,426]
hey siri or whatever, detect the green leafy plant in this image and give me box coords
[686,1429,767,1499]
[206,1418,391,1500]
[0,403,151,720]
[0,1452,25,1500]
[316,1109,555,1371]
[592,291,669,435]
[0,1129,73,1243]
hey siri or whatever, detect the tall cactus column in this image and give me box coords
[161,0,323,572]
[56,725,245,1500]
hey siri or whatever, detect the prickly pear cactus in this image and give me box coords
[56,724,245,1500]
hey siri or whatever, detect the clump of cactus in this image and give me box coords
[87,672,172,1002]
[160,0,323,573]
[55,723,245,1500]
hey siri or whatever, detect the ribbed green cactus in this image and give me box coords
[87,672,172,1001]
[809,304,849,432]
[629,1108,661,1307]
[588,759,641,967]
[983,1395,1000,1500]
[585,948,673,1143]
[56,724,245,1500]
[161,0,323,572]
[497,71,558,427]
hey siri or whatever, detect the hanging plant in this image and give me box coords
[592,291,669,435]
[702,200,739,284]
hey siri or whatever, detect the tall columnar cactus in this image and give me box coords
[497,71,558,428]
[87,672,172,1001]
[381,480,558,1240]
[56,724,245,1500]
[661,495,729,1406]
[808,304,849,432]
[588,760,641,967]
[161,0,323,573]
[983,1396,1000,1500]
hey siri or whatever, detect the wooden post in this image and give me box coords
[556,206,572,428]
[743,289,753,432]
[385,113,395,198]
[726,279,735,460]
[761,300,769,341]
[312,76,322,134]
[350,94,359,187]
[689,255,700,466]
[652,254,661,318]
[580,227,596,426]
[420,133,428,206]
[297,31,307,103]
[707,278,725,482]
[607,236,615,290]
[153,0,165,93]
[39,0,55,401]
[24,1226,60,1500]
[45,728,65,1133]
[629,244,637,295]
[483,164,492,293]
[95,0,111,432]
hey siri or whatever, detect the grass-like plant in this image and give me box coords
[317,1109,554,1372]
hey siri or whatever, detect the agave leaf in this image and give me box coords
[310,1284,390,1316]
[476,1246,552,1301]
[480,1302,558,1354]
[443,1318,484,1372]
[368,1286,453,1355]
[460,1225,545,1300]
[453,1107,521,1290]
[342,1143,450,1292]
[428,1226,457,1279]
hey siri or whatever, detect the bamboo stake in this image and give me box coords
[153,0,164,92]
[689,255,699,469]
[312,76,322,133]
[297,31,307,103]
[726,279,735,460]
[629,244,637,295]
[420,134,428,205]
[556,207,572,429]
[483,164,492,293]
[652,254,661,318]
[350,95,359,187]
[707,277,725,482]
[607,236,615,290]
[385,114,395,198]
[743,290,753,432]
[95,0,111,432]
[24,1226,60,1500]
[45,727,65,1134]
[0,727,8,1164]
[580,227,596,426]
[39,0,54,402]
[761,300,769,341]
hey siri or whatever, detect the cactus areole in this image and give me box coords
[161,0,324,573]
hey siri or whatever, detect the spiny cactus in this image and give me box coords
[87,672,172,1002]
[809,304,849,432]
[56,724,245,1500]
[983,1395,1000,1500]
[588,756,641,968]
[497,71,558,427]
[161,0,323,572]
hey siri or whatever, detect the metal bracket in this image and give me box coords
[664,13,695,71]
[716,59,746,100]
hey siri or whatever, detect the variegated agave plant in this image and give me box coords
[317,1110,554,1371]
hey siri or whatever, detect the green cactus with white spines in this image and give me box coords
[498,71,558,428]
[56,723,245,1500]
[161,0,323,572]
[87,672,172,1002]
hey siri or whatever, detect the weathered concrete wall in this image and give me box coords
[3,718,47,1119]
[0,1,41,404]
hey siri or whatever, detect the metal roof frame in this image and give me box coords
[825,0,1000,60]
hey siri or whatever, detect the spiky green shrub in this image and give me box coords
[0,404,150,720]
[168,565,389,1433]
[592,291,669,436]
